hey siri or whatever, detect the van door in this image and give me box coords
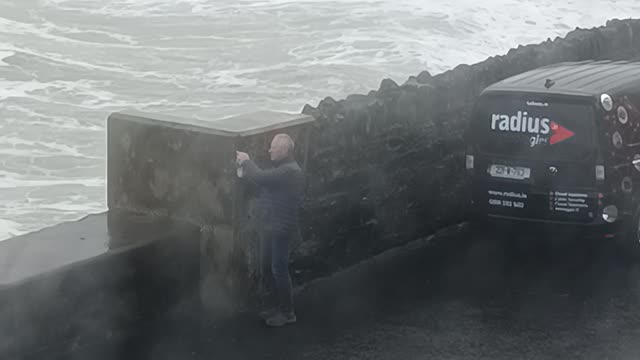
[469,93,600,223]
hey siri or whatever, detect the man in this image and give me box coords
[236,133,304,327]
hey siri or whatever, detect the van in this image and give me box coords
[465,61,640,252]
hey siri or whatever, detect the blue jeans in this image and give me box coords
[260,230,294,313]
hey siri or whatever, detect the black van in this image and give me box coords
[465,61,640,250]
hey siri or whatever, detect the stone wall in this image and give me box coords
[294,19,640,278]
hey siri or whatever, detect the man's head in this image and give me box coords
[269,133,295,162]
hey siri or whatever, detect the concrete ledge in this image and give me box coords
[0,210,200,359]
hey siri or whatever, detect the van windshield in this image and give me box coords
[471,95,597,160]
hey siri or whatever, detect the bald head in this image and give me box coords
[269,133,295,162]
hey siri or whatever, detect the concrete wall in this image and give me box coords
[0,210,200,359]
[295,18,640,278]
[107,112,312,315]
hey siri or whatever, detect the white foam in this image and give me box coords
[2,105,103,131]
[0,16,137,48]
[0,218,22,241]
[38,200,105,212]
[0,169,104,189]
[0,135,96,158]
[42,0,212,18]
[0,80,52,101]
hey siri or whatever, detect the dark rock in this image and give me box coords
[416,70,433,84]
[317,96,340,117]
[403,76,419,87]
[379,78,399,91]
[301,104,316,115]
[320,96,338,107]
[345,94,369,103]
[393,90,418,122]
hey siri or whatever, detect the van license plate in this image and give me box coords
[489,165,531,180]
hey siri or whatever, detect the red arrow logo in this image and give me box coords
[549,121,575,145]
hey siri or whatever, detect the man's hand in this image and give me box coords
[236,151,250,165]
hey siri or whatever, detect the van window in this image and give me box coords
[471,95,596,160]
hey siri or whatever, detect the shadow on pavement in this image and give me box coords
[62,222,640,359]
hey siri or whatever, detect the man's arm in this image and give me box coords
[241,160,293,187]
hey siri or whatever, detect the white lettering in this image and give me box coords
[526,117,539,133]
[555,207,579,213]
[540,118,551,134]
[526,101,549,107]
[487,190,527,199]
[491,114,500,130]
[571,204,589,208]
[529,134,548,147]
[510,111,522,132]
[489,109,562,149]
[490,112,552,135]
[499,115,510,131]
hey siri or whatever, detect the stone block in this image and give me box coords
[107,110,314,318]
[0,210,200,358]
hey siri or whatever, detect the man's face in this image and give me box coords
[269,137,288,161]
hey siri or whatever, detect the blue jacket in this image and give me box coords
[241,157,304,233]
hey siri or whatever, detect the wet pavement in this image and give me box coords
[71,223,640,359]
[288,234,640,360]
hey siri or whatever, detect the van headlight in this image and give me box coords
[602,205,618,223]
